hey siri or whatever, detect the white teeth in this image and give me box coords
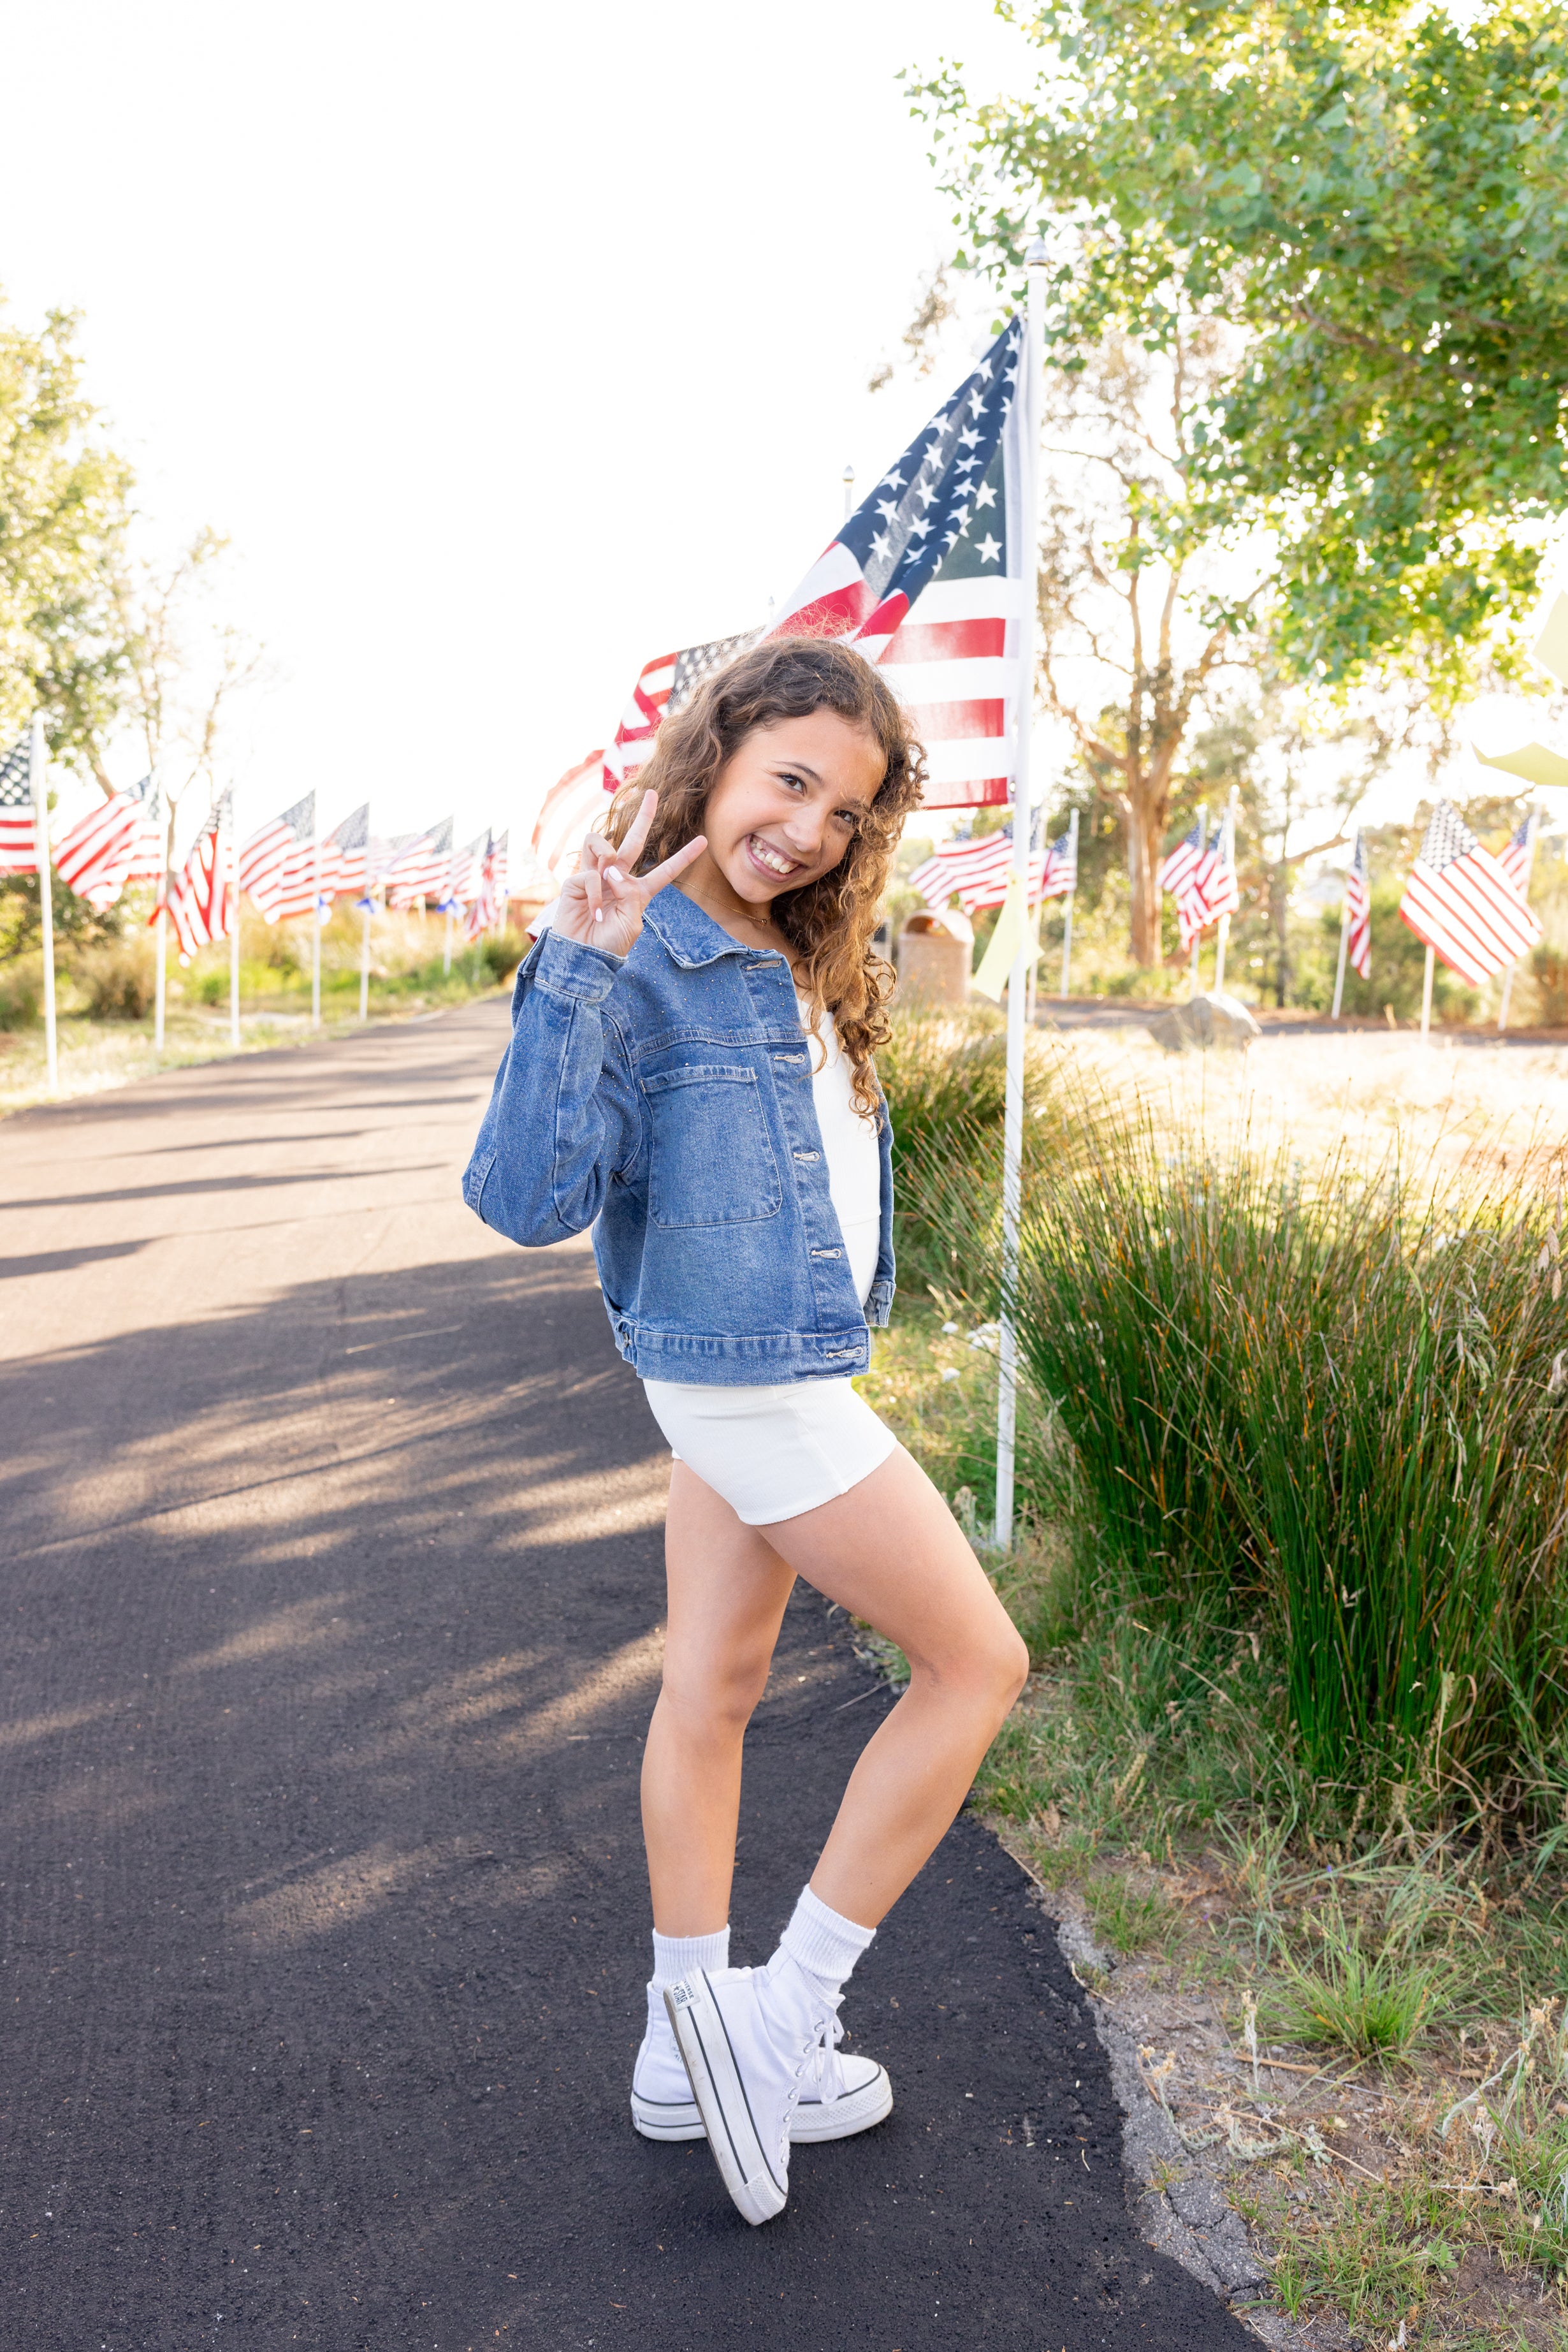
[750,837,797,876]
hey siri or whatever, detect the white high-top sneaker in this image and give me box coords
[665,1950,888,2224]
[630,1980,892,2144]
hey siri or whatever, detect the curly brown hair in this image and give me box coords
[605,636,926,1117]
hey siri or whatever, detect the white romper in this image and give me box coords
[641,998,897,1524]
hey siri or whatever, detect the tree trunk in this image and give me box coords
[1128,796,1163,966]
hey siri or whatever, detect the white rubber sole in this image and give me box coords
[665,1974,788,2226]
[631,2062,893,2145]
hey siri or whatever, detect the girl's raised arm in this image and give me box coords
[551,791,706,960]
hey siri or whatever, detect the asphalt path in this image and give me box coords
[0,1000,1251,2350]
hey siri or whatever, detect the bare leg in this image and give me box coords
[757,1445,1027,1925]
[642,1443,1027,1938]
[641,1462,796,1934]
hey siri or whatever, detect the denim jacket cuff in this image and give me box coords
[534,928,625,1004]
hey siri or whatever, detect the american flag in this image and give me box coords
[440,830,488,916]
[240,793,314,921]
[0,733,38,875]
[156,795,233,963]
[602,634,760,796]
[533,752,610,886]
[1039,822,1078,903]
[1158,814,1211,951]
[53,775,163,909]
[384,817,453,909]
[1195,806,1240,926]
[1500,813,1537,897]
[324,802,370,900]
[909,815,1054,914]
[602,316,1030,813]
[465,830,508,938]
[1343,828,1372,979]
[1398,799,1542,984]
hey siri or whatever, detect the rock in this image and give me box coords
[1145,991,1262,1054]
[1054,1915,1114,1977]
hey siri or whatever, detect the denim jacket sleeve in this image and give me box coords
[461,928,642,1245]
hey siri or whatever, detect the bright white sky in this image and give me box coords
[2,0,1036,851]
[4,0,1564,865]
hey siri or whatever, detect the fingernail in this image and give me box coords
[594,909,603,923]
[606,867,622,882]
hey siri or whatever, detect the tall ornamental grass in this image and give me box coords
[892,1050,1568,1818]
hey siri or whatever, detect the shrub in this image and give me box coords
[0,951,43,1027]
[1532,942,1568,1028]
[479,926,527,985]
[1319,884,1479,1025]
[889,1051,1568,1816]
[69,935,157,1019]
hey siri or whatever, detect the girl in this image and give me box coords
[463,637,1027,2226]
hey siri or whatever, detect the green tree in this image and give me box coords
[0,302,136,778]
[1026,326,1272,961]
[916,1,1568,708]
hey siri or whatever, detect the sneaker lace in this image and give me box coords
[780,1997,845,2158]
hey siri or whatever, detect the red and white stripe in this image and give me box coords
[465,832,508,937]
[53,785,162,909]
[0,734,40,874]
[446,831,490,907]
[1398,803,1541,985]
[909,829,1046,913]
[383,822,453,910]
[1194,809,1240,927]
[602,656,676,796]
[866,581,1020,809]
[533,752,611,886]
[1344,831,1372,980]
[1499,815,1536,897]
[240,798,314,921]
[154,815,233,963]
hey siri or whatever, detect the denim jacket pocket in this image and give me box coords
[642,1065,782,1229]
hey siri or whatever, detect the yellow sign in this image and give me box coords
[1474,739,1568,793]
[971,873,1041,1003]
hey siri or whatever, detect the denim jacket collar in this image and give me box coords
[642,886,774,971]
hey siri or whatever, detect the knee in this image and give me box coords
[918,1618,1029,1725]
[984,1622,1031,1718]
[658,1656,770,1740]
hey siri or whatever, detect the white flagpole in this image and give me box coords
[842,463,855,522]
[30,716,57,1095]
[153,775,169,1055]
[1059,807,1078,997]
[995,240,1047,1554]
[1212,790,1238,997]
[1187,805,1208,999]
[444,905,454,976]
[310,803,322,1027]
[359,817,373,1023]
[1331,888,1351,1020]
[1498,812,1539,1033]
[1419,942,1435,1040]
[228,795,241,1051]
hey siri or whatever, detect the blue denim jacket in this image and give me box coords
[461,884,895,1385]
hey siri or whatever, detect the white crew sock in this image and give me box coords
[650,1925,729,1992]
[778,1883,876,2004]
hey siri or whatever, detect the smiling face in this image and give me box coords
[684,710,887,920]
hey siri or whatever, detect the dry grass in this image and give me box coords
[1053,1025,1568,1182]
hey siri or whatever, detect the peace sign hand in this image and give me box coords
[552,789,706,961]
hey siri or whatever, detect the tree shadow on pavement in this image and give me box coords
[0,1243,1253,2351]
